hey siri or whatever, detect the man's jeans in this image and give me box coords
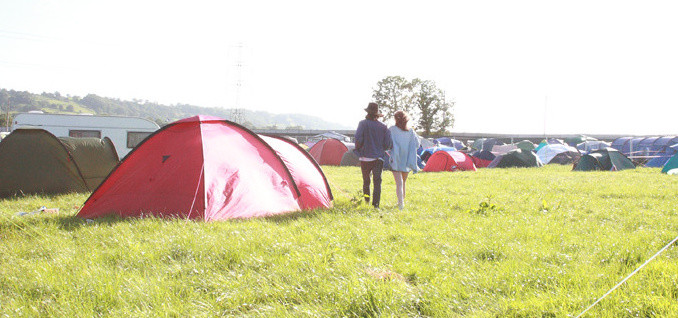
[360,159,383,208]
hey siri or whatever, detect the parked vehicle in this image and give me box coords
[12,113,159,158]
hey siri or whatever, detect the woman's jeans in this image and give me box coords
[360,159,383,208]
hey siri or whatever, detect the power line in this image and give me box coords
[230,43,245,124]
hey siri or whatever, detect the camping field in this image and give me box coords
[1,165,678,317]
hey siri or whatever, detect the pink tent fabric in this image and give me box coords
[261,135,333,210]
[77,116,332,221]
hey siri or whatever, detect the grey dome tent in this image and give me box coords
[472,138,504,152]
[340,151,360,166]
[488,149,543,168]
[0,128,119,197]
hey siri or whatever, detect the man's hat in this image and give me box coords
[364,102,384,117]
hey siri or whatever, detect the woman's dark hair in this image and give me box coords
[394,110,409,131]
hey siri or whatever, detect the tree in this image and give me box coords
[371,76,412,120]
[411,78,454,137]
[1,89,10,129]
[371,77,454,137]
[0,90,9,108]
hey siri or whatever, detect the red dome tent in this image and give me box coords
[77,116,332,221]
[423,150,477,172]
[308,138,349,166]
[260,135,333,210]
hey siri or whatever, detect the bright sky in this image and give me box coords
[1,0,677,135]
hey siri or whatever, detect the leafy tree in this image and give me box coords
[372,76,412,120]
[0,90,9,109]
[10,91,34,105]
[411,78,454,137]
[1,89,10,129]
[371,77,454,137]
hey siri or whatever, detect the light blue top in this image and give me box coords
[388,126,420,172]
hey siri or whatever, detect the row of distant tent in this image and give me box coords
[2,124,677,220]
[461,135,678,168]
[305,135,678,174]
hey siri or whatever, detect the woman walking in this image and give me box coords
[355,102,392,208]
[388,110,420,210]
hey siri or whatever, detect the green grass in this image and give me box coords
[1,165,678,317]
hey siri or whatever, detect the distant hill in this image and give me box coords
[0,88,351,130]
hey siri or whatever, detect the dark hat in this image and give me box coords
[364,102,384,117]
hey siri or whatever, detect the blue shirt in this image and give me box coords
[388,126,420,172]
[355,119,392,160]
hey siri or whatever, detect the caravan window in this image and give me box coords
[69,130,101,138]
[127,131,152,148]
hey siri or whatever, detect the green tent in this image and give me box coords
[488,149,543,168]
[661,153,678,174]
[0,129,119,198]
[516,140,535,151]
[340,151,360,167]
[564,135,597,147]
[573,148,635,171]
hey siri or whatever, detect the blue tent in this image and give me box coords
[612,136,670,155]
[611,136,647,156]
[471,150,496,161]
[647,144,678,167]
[611,137,634,155]
[654,136,678,149]
[419,146,457,163]
[577,140,610,153]
[472,138,504,152]
[612,136,678,167]
[547,138,565,145]
[434,137,465,149]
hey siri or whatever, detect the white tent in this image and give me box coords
[537,144,580,164]
[491,144,517,156]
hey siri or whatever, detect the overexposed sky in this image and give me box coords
[1,0,677,135]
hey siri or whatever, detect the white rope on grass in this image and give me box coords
[576,233,678,317]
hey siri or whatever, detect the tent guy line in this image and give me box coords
[575,233,678,317]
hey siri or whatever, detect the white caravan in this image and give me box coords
[12,113,160,158]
